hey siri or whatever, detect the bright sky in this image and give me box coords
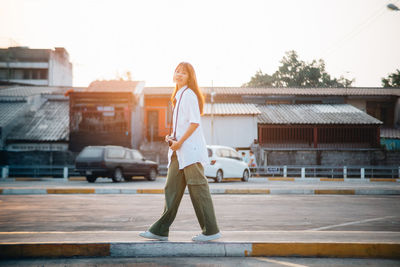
[1,0,400,87]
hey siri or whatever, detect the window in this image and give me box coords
[207,148,213,157]
[32,69,39,79]
[0,69,7,79]
[229,149,240,159]
[71,106,128,133]
[79,147,103,158]
[106,148,125,159]
[39,69,48,79]
[132,150,143,160]
[217,149,230,158]
[125,151,133,160]
[23,69,31,79]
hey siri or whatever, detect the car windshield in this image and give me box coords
[79,147,103,158]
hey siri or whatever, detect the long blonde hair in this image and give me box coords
[171,62,205,115]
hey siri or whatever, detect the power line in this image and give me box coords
[321,2,391,58]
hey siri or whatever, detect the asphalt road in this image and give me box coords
[2,256,400,267]
[0,194,399,232]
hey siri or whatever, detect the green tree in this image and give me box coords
[243,51,354,88]
[242,70,274,87]
[382,69,400,88]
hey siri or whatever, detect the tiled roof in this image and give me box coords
[0,101,27,127]
[8,100,69,141]
[381,128,400,139]
[87,80,141,92]
[203,103,261,115]
[143,87,400,96]
[257,104,382,125]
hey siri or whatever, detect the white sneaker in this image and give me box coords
[192,232,221,242]
[139,231,168,241]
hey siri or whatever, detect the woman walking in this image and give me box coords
[139,62,221,242]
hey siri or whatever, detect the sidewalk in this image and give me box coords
[1,180,399,259]
[1,231,399,259]
[0,177,399,195]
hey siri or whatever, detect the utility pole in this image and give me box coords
[210,81,215,145]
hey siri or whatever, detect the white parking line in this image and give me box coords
[307,216,397,231]
[256,257,309,267]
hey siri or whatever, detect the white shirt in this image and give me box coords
[168,86,209,170]
[249,154,257,167]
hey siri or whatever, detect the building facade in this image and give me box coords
[68,80,144,152]
[0,47,72,86]
[202,103,260,148]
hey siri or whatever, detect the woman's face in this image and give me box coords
[174,66,189,87]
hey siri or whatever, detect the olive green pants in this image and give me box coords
[149,152,219,237]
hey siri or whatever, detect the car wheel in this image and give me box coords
[215,169,223,183]
[242,169,249,182]
[146,168,157,181]
[112,167,124,183]
[86,175,97,183]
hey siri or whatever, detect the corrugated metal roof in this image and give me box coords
[381,128,400,139]
[8,100,69,141]
[203,103,261,115]
[0,86,84,101]
[143,87,400,96]
[0,101,27,127]
[203,87,400,96]
[0,86,59,97]
[257,104,382,125]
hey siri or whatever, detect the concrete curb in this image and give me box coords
[1,188,400,195]
[1,241,399,259]
[2,177,399,182]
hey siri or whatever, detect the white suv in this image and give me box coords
[204,145,250,183]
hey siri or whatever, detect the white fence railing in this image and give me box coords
[1,165,399,179]
[248,165,400,179]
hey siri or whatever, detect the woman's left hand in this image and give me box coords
[170,140,182,151]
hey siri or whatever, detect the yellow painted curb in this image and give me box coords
[224,178,242,182]
[370,178,397,182]
[15,178,43,181]
[0,243,110,259]
[314,189,355,195]
[268,178,295,181]
[251,243,400,258]
[68,177,86,181]
[225,189,270,194]
[320,178,345,182]
[137,189,164,194]
[46,189,95,194]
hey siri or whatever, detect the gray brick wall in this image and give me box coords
[263,149,400,166]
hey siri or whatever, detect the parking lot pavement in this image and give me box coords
[2,257,400,267]
[0,177,399,195]
[0,194,399,259]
